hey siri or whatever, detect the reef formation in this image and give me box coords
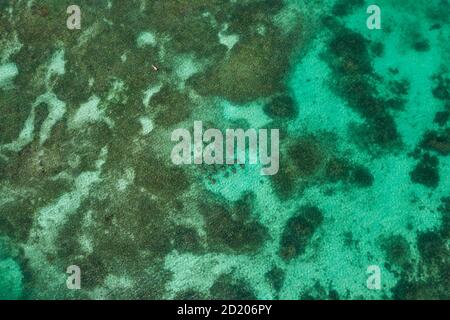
[0,0,448,300]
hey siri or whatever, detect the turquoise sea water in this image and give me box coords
[0,0,449,299]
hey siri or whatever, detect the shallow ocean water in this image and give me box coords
[0,0,449,299]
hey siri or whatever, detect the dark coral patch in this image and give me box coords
[72,254,108,290]
[271,135,326,199]
[325,25,401,149]
[133,154,191,199]
[328,28,372,75]
[392,231,449,299]
[325,158,374,187]
[174,289,206,300]
[381,235,412,271]
[188,27,297,104]
[271,133,361,199]
[432,73,450,101]
[370,41,384,57]
[417,231,446,263]
[265,266,286,293]
[279,206,324,261]
[33,103,49,133]
[332,0,364,17]
[0,199,35,242]
[152,86,192,127]
[226,0,284,35]
[412,38,430,52]
[209,273,256,300]
[200,193,267,254]
[388,79,410,97]
[173,226,203,254]
[434,111,449,126]
[392,197,450,299]
[299,281,340,300]
[288,138,324,177]
[324,158,351,182]
[166,16,224,58]
[420,129,450,156]
[349,165,374,187]
[410,153,440,188]
[438,197,450,239]
[263,95,298,120]
[0,89,33,144]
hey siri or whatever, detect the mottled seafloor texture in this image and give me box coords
[0,0,449,299]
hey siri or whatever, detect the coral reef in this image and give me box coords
[0,0,448,300]
[279,206,324,261]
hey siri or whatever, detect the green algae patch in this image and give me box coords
[167,17,224,57]
[0,88,33,144]
[93,191,174,256]
[33,102,50,134]
[152,85,192,127]
[189,30,295,104]
[55,205,83,260]
[52,62,92,106]
[279,206,324,261]
[0,199,34,242]
[226,0,284,35]
[133,157,191,198]
[51,188,177,295]
[8,138,68,185]
[172,226,203,254]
